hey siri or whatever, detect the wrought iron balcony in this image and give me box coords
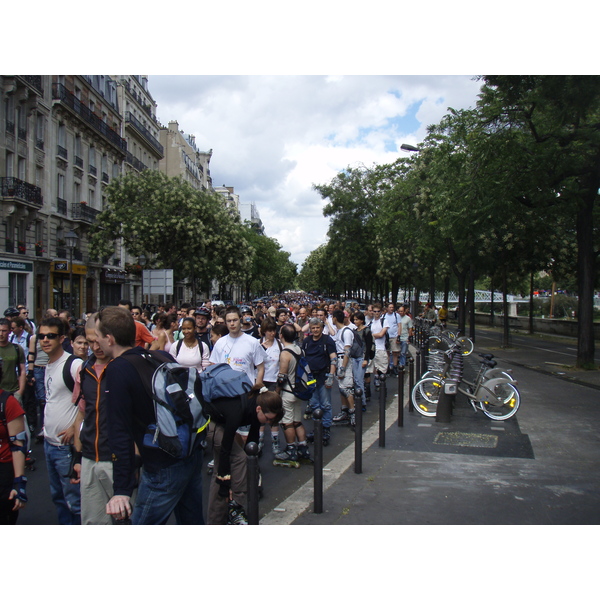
[74,156,83,169]
[125,151,147,172]
[57,197,67,215]
[52,83,127,154]
[1,177,43,208]
[71,202,100,224]
[125,111,163,156]
[57,145,68,159]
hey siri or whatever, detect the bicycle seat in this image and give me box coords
[483,360,497,368]
[479,353,494,360]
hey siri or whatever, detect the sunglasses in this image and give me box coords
[38,333,60,340]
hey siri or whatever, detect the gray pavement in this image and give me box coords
[264,327,600,525]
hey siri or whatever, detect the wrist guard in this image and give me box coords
[13,476,28,503]
[9,430,28,455]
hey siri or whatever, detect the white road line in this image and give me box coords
[260,393,401,525]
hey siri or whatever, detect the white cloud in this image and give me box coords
[149,75,483,266]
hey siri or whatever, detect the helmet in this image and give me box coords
[194,307,211,318]
[3,307,20,317]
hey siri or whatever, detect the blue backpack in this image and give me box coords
[281,348,317,401]
[198,363,253,402]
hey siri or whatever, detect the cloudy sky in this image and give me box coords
[148,75,483,267]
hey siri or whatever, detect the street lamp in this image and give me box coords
[64,229,79,314]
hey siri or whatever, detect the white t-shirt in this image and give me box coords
[333,326,355,355]
[370,318,388,352]
[210,333,266,385]
[169,339,210,372]
[43,352,83,446]
[383,311,399,338]
[261,339,282,384]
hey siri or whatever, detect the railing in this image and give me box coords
[74,156,83,168]
[5,120,14,135]
[52,83,127,153]
[71,202,100,224]
[125,111,163,156]
[102,172,109,184]
[125,151,147,172]
[89,165,97,177]
[57,145,68,159]
[57,197,67,215]
[1,177,43,208]
[17,76,43,95]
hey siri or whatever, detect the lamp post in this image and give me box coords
[400,143,420,153]
[64,229,79,314]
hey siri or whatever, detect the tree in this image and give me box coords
[89,170,252,299]
[478,76,600,367]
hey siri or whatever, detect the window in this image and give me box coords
[88,146,96,175]
[74,135,81,156]
[8,273,27,306]
[74,182,81,203]
[74,87,81,100]
[89,99,95,114]
[88,188,95,206]
[36,113,45,147]
[17,156,26,180]
[58,122,66,147]
[5,151,14,178]
[57,173,65,199]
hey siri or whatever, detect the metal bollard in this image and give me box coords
[435,379,457,423]
[354,388,363,474]
[398,366,405,427]
[416,348,421,380]
[408,357,415,412]
[312,408,324,514]
[245,441,260,525]
[379,373,386,447]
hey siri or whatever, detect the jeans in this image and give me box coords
[34,366,46,432]
[308,381,332,427]
[399,341,409,367]
[44,440,81,525]
[351,357,366,405]
[132,446,204,525]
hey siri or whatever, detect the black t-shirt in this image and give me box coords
[301,334,336,384]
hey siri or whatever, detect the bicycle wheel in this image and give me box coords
[411,377,442,416]
[456,336,474,355]
[483,368,515,382]
[479,383,520,420]
[428,335,444,351]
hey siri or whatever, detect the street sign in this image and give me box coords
[142,269,173,295]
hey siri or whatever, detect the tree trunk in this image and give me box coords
[490,276,495,327]
[576,190,596,368]
[468,265,475,341]
[502,268,510,348]
[529,271,534,335]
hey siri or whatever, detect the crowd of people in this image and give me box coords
[0,294,426,525]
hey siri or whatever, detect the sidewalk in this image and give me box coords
[262,333,600,525]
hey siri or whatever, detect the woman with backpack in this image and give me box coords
[168,317,209,373]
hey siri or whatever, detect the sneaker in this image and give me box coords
[271,438,280,455]
[258,438,264,455]
[349,409,356,427]
[322,427,331,445]
[306,430,315,443]
[296,444,311,461]
[228,500,249,525]
[275,445,298,461]
[332,409,349,423]
[303,405,313,420]
[374,378,381,389]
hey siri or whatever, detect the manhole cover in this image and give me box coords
[433,432,498,448]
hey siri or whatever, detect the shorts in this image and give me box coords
[389,337,401,352]
[281,391,303,424]
[337,356,354,397]
[368,350,389,374]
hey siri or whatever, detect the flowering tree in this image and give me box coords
[89,170,251,296]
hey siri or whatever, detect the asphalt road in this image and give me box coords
[16,325,599,525]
